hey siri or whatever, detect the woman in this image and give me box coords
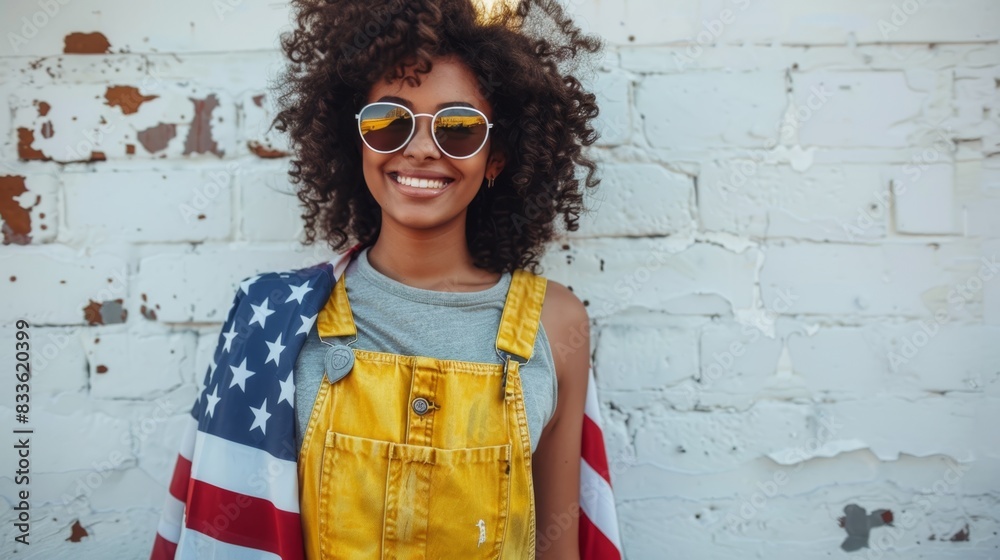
[151,0,614,558]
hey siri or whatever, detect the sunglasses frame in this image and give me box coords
[354,101,494,160]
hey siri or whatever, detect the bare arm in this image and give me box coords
[534,281,590,560]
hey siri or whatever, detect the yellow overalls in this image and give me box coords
[298,264,548,559]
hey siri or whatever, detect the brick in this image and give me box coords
[793,71,926,148]
[239,169,305,242]
[577,163,694,237]
[595,319,701,391]
[759,242,979,317]
[572,0,699,45]
[135,245,335,323]
[0,247,128,325]
[0,326,88,394]
[541,238,758,319]
[699,162,888,241]
[63,170,233,242]
[636,72,786,149]
[890,163,959,235]
[12,84,235,162]
[0,173,58,244]
[590,67,632,147]
[84,331,196,399]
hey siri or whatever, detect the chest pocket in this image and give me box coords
[318,430,512,559]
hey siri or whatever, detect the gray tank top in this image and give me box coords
[293,247,558,455]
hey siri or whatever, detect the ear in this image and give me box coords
[485,146,506,179]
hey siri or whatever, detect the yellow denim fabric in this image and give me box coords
[299,266,548,559]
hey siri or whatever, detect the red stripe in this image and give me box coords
[168,454,192,502]
[185,479,304,559]
[582,414,612,486]
[579,512,621,560]
[150,532,178,560]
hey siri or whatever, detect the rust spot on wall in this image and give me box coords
[9,276,15,282]
[183,94,224,157]
[41,121,54,138]
[89,151,107,162]
[35,100,51,116]
[141,304,158,320]
[104,85,158,115]
[84,299,127,325]
[96,365,108,374]
[63,32,111,54]
[252,94,265,107]
[17,128,51,161]
[66,519,89,542]
[138,123,177,154]
[126,144,136,154]
[247,140,288,159]
[0,176,32,245]
[950,524,969,541]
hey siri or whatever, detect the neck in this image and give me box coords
[366,213,501,292]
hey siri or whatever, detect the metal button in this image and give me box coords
[412,397,430,415]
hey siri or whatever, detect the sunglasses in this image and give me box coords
[355,101,494,159]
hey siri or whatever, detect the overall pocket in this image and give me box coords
[319,430,511,559]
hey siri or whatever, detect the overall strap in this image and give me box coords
[495,269,548,364]
[317,267,356,338]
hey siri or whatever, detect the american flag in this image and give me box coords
[151,244,622,559]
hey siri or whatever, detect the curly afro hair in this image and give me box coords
[272,0,606,275]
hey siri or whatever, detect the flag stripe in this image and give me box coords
[579,509,622,560]
[151,533,179,560]
[579,458,622,550]
[176,528,283,560]
[582,414,612,485]
[190,430,300,513]
[185,479,302,559]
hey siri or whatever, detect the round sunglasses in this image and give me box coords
[355,101,494,159]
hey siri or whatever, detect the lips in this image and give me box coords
[389,171,455,182]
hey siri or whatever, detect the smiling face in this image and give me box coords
[360,55,505,232]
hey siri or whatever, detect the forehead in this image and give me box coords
[366,57,490,114]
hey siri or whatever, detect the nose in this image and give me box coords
[401,114,441,159]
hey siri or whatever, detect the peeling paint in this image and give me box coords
[950,524,970,541]
[839,504,893,552]
[252,94,265,107]
[17,128,50,161]
[0,176,32,245]
[40,121,54,138]
[104,85,158,115]
[96,365,108,374]
[247,140,288,159]
[141,304,159,321]
[35,100,51,116]
[126,144,136,155]
[66,519,89,542]
[183,94,224,157]
[137,123,177,154]
[63,32,111,54]
[83,299,127,325]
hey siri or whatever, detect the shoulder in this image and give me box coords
[539,278,590,385]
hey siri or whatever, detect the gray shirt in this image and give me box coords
[293,247,558,455]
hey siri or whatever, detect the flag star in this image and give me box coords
[296,313,317,337]
[249,297,275,328]
[240,274,262,296]
[286,280,313,305]
[249,398,272,435]
[229,357,256,392]
[265,333,286,367]
[204,385,222,418]
[278,371,295,407]
[222,322,238,353]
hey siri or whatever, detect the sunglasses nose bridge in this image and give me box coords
[405,112,441,154]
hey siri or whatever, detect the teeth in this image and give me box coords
[394,173,450,189]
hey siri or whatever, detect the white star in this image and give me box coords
[295,313,317,337]
[286,280,313,305]
[240,274,262,296]
[249,398,272,435]
[204,385,221,418]
[249,297,275,328]
[222,322,237,353]
[228,357,256,392]
[278,371,295,407]
[265,333,286,367]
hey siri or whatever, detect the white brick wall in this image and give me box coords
[1,0,998,558]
